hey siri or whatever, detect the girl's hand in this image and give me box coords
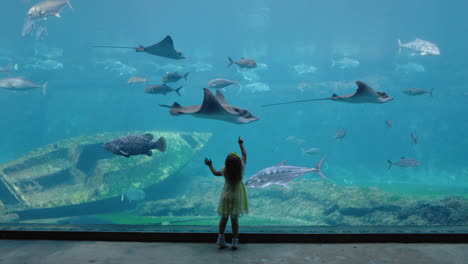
[238,136,244,145]
[204,158,212,166]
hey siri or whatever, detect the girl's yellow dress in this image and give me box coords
[217,169,249,217]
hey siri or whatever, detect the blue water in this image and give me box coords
[1,0,468,223]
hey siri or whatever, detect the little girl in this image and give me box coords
[204,136,248,249]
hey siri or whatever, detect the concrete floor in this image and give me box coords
[0,240,467,264]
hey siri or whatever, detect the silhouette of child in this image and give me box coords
[204,136,248,249]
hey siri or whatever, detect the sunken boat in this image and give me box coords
[0,131,212,213]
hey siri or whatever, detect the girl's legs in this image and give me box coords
[219,216,229,234]
[230,215,239,238]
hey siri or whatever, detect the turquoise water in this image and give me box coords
[0,0,467,226]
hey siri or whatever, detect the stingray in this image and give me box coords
[93,35,185,60]
[263,81,394,107]
[160,88,260,124]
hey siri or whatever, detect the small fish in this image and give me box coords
[385,120,393,128]
[104,133,166,158]
[128,76,149,85]
[335,129,347,140]
[161,72,189,83]
[292,64,318,75]
[21,19,35,37]
[411,132,418,144]
[0,64,12,74]
[28,0,73,20]
[301,147,321,155]
[331,57,360,69]
[207,78,239,90]
[0,77,47,95]
[227,56,257,68]
[402,88,433,96]
[387,157,420,169]
[398,38,440,56]
[145,84,182,96]
[35,25,48,40]
[286,136,305,145]
[395,62,425,73]
[246,157,328,189]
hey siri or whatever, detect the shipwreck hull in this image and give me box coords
[0,131,212,213]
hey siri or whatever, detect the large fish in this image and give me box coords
[104,133,166,158]
[161,72,189,83]
[160,88,259,124]
[263,81,393,106]
[0,77,47,95]
[93,36,185,60]
[227,57,257,68]
[28,0,73,20]
[398,38,440,56]
[245,157,328,189]
[145,84,182,96]
[387,157,420,169]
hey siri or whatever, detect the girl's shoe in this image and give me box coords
[217,234,228,249]
[231,238,239,249]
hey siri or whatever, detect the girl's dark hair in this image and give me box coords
[224,153,243,185]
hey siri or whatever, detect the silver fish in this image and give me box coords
[35,25,48,40]
[0,64,12,74]
[207,78,239,89]
[145,84,182,96]
[245,157,328,189]
[301,147,321,155]
[21,19,35,37]
[104,133,166,158]
[28,0,73,20]
[395,63,425,73]
[385,120,393,128]
[331,57,360,69]
[161,72,189,83]
[411,133,418,144]
[335,129,346,140]
[128,76,149,85]
[387,157,420,169]
[0,77,47,95]
[402,88,433,96]
[227,56,257,68]
[398,38,440,56]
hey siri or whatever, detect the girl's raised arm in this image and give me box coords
[204,158,223,176]
[238,137,246,164]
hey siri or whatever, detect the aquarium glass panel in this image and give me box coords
[0,0,467,229]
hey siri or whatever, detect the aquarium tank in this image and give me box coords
[0,0,467,230]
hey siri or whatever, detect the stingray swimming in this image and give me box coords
[160,88,259,124]
[93,35,185,60]
[262,81,393,107]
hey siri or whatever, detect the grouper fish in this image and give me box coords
[28,0,73,20]
[245,157,328,189]
[104,133,166,158]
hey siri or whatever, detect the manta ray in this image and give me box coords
[160,88,260,124]
[93,35,185,60]
[262,81,393,107]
